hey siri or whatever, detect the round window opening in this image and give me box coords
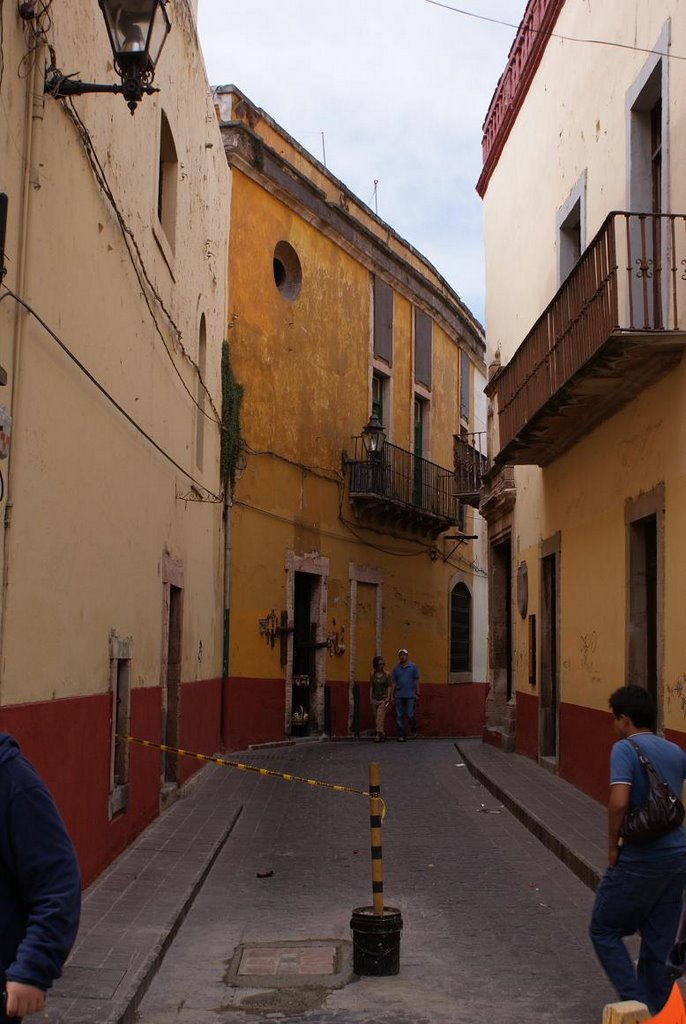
[273,241,302,300]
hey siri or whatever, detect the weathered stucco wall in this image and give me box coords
[481,1,686,775]
[222,93,488,742]
[0,0,230,882]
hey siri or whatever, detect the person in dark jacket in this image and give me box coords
[0,733,81,1020]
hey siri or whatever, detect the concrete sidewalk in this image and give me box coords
[44,737,608,1023]
[455,738,607,890]
[43,764,245,1024]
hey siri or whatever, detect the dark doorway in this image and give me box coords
[292,572,314,735]
[162,584,182,784]
[490,536,512,704]
[540,550,559,761]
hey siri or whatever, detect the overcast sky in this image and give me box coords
[197,0,527,325]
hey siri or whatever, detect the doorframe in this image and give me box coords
[160,552,184,788]
[285,551,329,734]
[625,482,665,730]
[349,563,384,734]
[539,532,560,765]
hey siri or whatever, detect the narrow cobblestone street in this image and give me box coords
[135,739,615,1024]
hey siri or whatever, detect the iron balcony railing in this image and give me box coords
[454,432,487,506]
[348,437,458,523]
[494,211,686,452]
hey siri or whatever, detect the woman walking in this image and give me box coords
[369,656,390,742]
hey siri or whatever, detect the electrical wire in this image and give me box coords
[241,442,342,484]
[60,101,221,425]
[0,286,223,502]
[423,0,686,63]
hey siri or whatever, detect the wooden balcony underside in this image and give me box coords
[349,492,456,537]
[498,329,686,467]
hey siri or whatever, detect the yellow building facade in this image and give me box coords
[480,0,686,799]
[0,0,229,882]
[215,87,488,747]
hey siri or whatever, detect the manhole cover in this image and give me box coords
[227,940,352,989]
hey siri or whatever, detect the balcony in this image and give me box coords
[347,437,458,537]
[488,212,686,466]
[454,432,487,508]
[479,464,516,523]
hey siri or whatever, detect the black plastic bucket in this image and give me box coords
[350,906,403,976]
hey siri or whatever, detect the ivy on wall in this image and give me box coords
[221,340,243,493]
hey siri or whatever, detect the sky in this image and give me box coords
[197,0,528,325]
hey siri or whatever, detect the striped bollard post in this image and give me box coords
[350,762,403,975]
[369,762,384,915]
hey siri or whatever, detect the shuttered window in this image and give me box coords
[373,276,393,365]
[450,582,471,673]
[460,350,470,423]
[414,308,432,387]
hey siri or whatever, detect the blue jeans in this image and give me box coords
[395,697,416,739]
[589,852,686,1014]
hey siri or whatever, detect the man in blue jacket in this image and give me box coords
[0,733,81,1020]
[390,648,420,742]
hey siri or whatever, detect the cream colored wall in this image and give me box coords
[482,0,686,721]
[0,1,230,703]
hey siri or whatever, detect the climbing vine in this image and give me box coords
[221,340,243,493]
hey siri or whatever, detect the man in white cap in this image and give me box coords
[390,649,420,742]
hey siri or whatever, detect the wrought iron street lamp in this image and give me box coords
[44,0,171,114]
[361,413,387,456]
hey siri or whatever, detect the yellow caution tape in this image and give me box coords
[117,734,374,800]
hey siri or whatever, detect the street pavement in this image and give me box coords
[127,737,615,1024]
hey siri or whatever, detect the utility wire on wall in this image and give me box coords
[0,287,222,502]
[63,101,221,425]
[15,9,221,426]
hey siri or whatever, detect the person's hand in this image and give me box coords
[5,981,46,1017]
[608,844,619,868]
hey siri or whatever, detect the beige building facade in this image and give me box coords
[0,0,229,883]
[480,0,686,800]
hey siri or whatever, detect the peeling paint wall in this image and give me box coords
[221,87,488,740]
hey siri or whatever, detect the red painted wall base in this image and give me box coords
[223,675,488,749]
[0,676,222,887]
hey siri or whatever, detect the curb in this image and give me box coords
[116,804,243,1024]
[455,741,601,892]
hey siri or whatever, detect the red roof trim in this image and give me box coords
[476,0,565,198]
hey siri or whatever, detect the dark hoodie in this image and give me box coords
[0,733,81,993]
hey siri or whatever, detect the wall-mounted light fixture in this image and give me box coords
[360,413,386,456]
[44,0,171,114]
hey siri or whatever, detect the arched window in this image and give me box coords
[450,582,471,673]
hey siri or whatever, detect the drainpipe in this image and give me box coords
[0,49,46,696]
[220,492,232,748]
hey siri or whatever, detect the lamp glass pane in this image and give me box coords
[148,3,171,66]
[101,0,157,57]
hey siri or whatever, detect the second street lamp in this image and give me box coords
[361,413,387,457]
